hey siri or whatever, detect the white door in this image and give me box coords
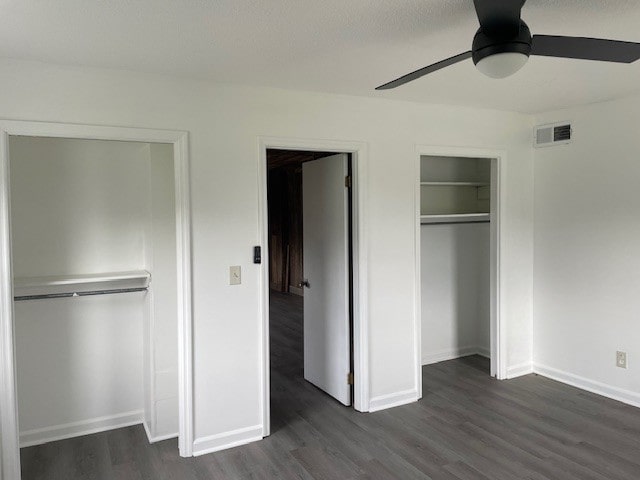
[302,153,351,406]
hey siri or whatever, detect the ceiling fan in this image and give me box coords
[376,0,640,89]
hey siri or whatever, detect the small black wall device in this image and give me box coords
[253,246,261,264]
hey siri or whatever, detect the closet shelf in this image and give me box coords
[13,270,151,298]
[420,213,490,225]
[420,181,489,187]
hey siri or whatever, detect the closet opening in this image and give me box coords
[8,136,181,475]
[265,148,356,433]
[419,153,501,378]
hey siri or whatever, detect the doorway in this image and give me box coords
[259,138,371,436]
[10,136,180,452]
[0,121,193,480]
[267,149,353,418]
[416,146,504,380]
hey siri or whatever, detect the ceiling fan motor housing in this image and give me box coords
[472,20,532,65]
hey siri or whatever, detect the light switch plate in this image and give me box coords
[229,266,241,285]
[616,351,627,369]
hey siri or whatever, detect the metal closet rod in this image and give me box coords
[421,220,490,226]
[14,287,148,302]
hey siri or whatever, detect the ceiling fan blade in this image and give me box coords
[531,35,640,63]
[375,51,472,90]
[473,0,527,38]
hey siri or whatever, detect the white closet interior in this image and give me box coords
[420,155,492,366]
[10,136,178,447]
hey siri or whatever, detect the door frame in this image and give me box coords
[257,137,369,436]
[0,120,194,480]
[415,144,506,379]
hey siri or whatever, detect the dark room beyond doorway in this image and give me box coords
[267,149,337,295]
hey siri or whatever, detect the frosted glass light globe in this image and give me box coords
[475,52,529,78]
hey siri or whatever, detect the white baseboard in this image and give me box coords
[143,421,153,443]
[422,346,487,366]
[507,362,533,379]
[20,410,144,448]
[192,424,263,457]
[143,421,178,444]
[368,389,419,412]
[533,363,640,409]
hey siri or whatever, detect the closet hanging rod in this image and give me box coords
[14,287,148,302]
[421,220,490,226]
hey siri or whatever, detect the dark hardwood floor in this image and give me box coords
[21,291,640,479]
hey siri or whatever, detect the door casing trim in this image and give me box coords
[257,136,370,437]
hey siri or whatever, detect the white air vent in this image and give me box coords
[534,122,572,148]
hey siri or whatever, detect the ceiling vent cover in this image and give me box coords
[534,122,572,148]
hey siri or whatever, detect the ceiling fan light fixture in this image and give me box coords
[475,51,529,78]
[471,21,532,79]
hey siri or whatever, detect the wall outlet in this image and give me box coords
[229,266,241,285]
[616,351,627,369]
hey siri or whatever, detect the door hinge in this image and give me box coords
[347,372,354,385]
[345,175,352,188]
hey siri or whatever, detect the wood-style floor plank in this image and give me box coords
[20,291,640,479]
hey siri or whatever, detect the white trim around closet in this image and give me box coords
[415,144,506,380]
[0,120,194,480]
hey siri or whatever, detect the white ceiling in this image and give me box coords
[1,0,639,113]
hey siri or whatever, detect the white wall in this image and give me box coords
[10,138,149,445]
[533,95,640,406]
[9,138,150,277]
[14,295,145,445]
[0,58,534,453]
[421,223,490,364]
[145,144,178,439]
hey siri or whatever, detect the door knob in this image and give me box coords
[298,279,310,288]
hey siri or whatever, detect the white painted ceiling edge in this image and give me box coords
[0,0,639,113]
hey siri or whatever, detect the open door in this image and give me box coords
[301,153,351,406]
